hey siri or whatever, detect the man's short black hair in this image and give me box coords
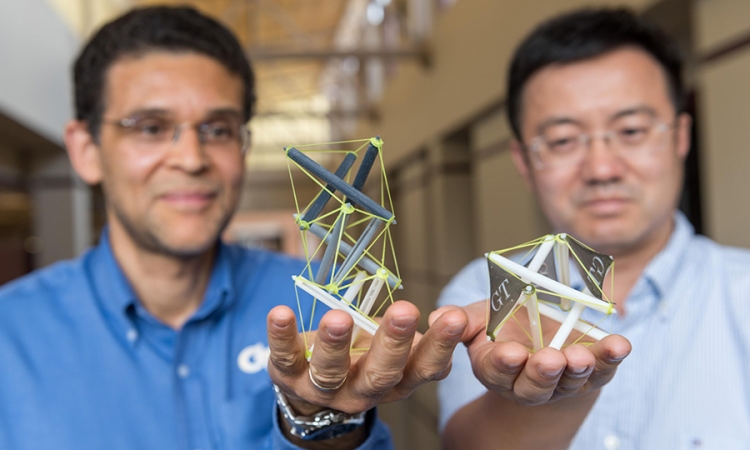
[506,8,684,140]
[74,6,255,138]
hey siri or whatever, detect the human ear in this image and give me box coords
[675,112,692,160]
[64,120,103,185]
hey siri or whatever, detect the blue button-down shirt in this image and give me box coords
[0,230,391,450]
[437,213,750,449]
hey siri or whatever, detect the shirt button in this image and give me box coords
[126,329,138,342]
[177,364,190,379]
[604,434,621,450]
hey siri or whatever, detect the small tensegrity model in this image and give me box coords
[284,136,401,356]
[486,233,616,351]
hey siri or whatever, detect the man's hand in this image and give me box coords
[450,300,631,405]
[267,300,468,447]
[440,300,631,450]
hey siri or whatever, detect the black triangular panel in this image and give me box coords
[487,258,528,338]
[567,238,614,299]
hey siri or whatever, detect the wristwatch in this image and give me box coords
[273,384,368,441]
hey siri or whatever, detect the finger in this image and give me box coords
[586,334,632,389]
[399,307,468,391]
[512,347,567,406]
[267,306,306,377]
[555,344,596,397]
[427,305,462,327]
[459,301,489,344]
[468,339,529,393]
[353,300,419,399]
[309,310,354,390]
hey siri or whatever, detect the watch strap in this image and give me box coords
[273,384,368,441]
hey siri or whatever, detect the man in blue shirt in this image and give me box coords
[0,6,470,449]
[438,8,750,450]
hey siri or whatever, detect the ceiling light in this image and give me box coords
[366,3,384,26]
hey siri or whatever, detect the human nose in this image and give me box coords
[166,123,209,173]
[580,131,624,181]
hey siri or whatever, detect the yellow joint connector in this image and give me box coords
[370,136,384,148]
[376,268,389,280]
[341,204,355,215]
[523,285,536,295]
[325,283,339,295]
[296,218,310,230]
[555,233,568,242]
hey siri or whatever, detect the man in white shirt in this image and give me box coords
[439,7,750,450]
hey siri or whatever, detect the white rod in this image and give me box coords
[548,302,586,349]
[525,289,543,351]
[554,240,572,310]
[523,237,554,350]
[351,275,386,342]
[342,271,368,304]
[293,276,379,336]
[526,237,555,272]
[537,303,609,341]
[487,253,613,314]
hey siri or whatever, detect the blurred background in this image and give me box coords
[1,0,749,448]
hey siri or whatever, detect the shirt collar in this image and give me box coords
[87,226,236,334]
[88,226,138,315]
[638,211,694,302]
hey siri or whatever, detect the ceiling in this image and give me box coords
[131,0,351,113]
[45,0,425,171]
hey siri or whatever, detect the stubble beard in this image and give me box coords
[108,197,234,259]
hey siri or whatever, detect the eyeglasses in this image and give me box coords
[526,120,674,170]
[101,116,251,154]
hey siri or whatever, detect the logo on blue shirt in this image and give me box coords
[237,343,270,374]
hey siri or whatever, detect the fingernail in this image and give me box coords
[499,357,522,371]
[608,349,630,363]
[570,365,593,376]
[325,322,349,338]
[272,316,292,329]
[539,366,565,379]
[444,321,465,336]
[390,316,417,331]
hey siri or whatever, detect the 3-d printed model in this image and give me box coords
[284,137,401,354]
[486,234,616,351]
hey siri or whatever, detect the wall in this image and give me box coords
[694,0,750,247]
[0,0,93,269]
[0,0,79,144]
